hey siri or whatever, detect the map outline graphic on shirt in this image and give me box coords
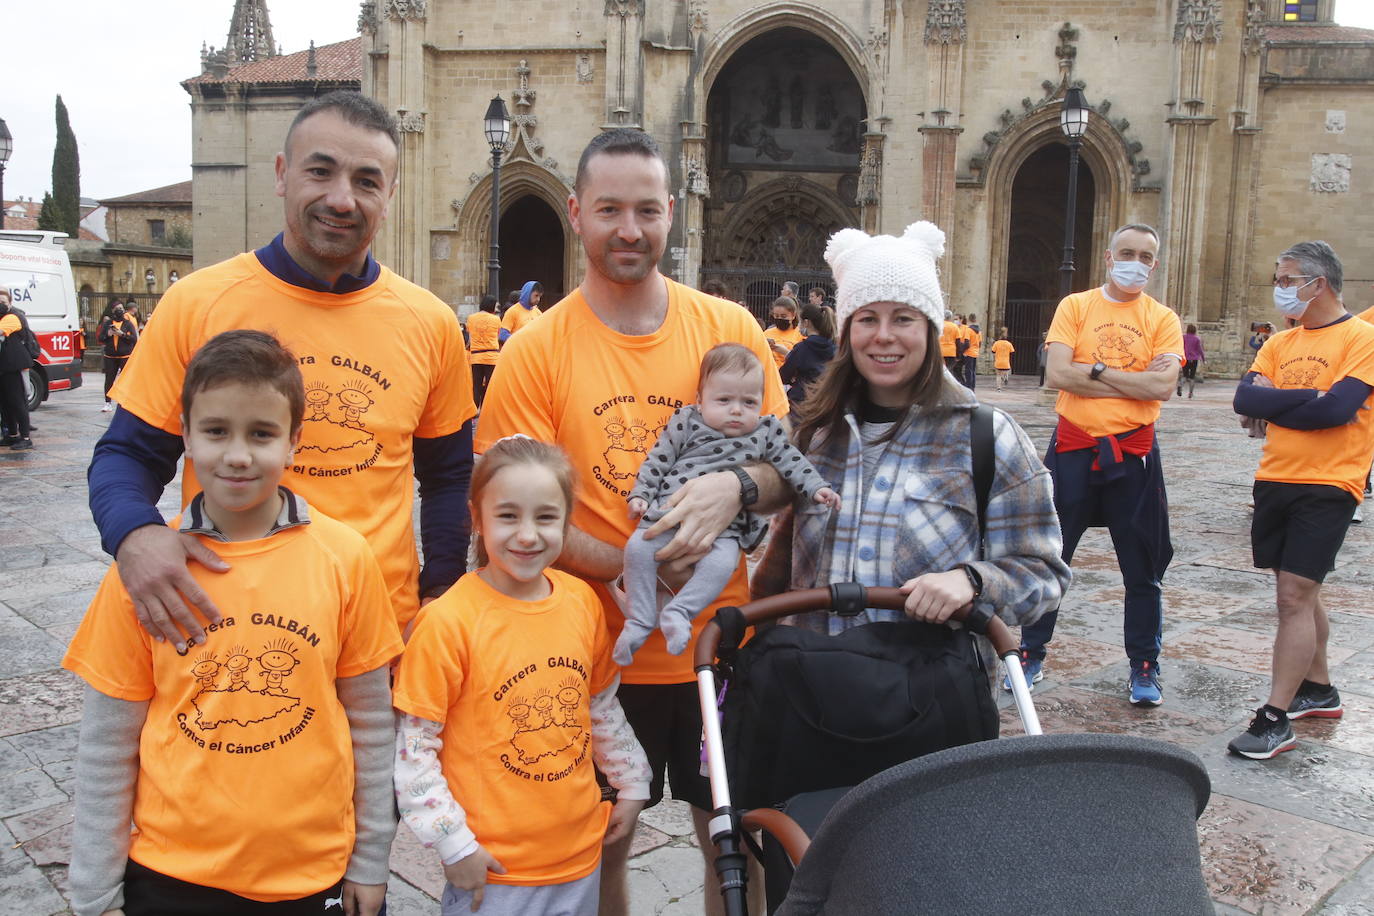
[188,639,303,730]
[1092,328,1143,370]
[298,379,378,456]
[505,678,587,767]
[599,413,670,488]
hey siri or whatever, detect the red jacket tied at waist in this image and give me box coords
[1054,417,1155,473]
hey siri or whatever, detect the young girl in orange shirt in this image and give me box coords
[393,437,651,915]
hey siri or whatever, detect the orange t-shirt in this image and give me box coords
[62,510,402,902]
[502,304,541,335]
[992,339,1015,371]
[964,326,981,358]
[108,253,476,628]
[467,311,502,366]
[764,325,804,369]
[940,321,959,358]
[1250,316,1374,500]
[475,278,787,684]
[1358,305,1374,324]
[1046,287,1184,437]
[393,570,616,885]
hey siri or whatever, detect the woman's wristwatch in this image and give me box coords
[960,564,984,601]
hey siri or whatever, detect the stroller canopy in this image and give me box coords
[777,733,1213,916]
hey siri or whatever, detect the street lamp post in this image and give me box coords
[1057,87,1090,301]
[483,96,512,302]
[0,118,13,231]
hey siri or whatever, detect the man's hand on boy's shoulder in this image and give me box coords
[116,524,229,653]
[343,880,387,916]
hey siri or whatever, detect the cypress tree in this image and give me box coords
[51,95,81,237]
[37,192,58,231]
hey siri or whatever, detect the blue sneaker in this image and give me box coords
[1129,661,1163,706]
[1002,652,1045,692]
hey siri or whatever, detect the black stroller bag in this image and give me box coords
[721,619,999,810]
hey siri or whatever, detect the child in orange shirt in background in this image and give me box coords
[64,330,402,916]
[393,437,651,916]
[991,328,1015,391]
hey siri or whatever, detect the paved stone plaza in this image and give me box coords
[1,371,1371,914]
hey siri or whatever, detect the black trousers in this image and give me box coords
[103,355,127,401]
[121,859,351,916]
[471,362,495,409]
[0,370,31,437]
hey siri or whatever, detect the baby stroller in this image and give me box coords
[693,583,1214,916]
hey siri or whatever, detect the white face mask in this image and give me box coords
[1109,258,1152,294]
[1273,277,1316,319]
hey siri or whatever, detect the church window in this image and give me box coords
[1283,2,1318,21]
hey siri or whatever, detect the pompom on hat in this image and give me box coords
[824,221,947,332]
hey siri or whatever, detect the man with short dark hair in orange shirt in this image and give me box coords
[87,91,476,652]
[1229,241,1374,759]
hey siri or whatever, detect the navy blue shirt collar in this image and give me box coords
[254,233,380,294]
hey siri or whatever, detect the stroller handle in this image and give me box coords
[693,584,1018,670]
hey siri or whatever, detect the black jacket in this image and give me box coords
[99,316,137,358]
[780,335,837,404]
[0,307,36,373]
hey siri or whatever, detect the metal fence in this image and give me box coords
[697,267,835,325]
[1002,298,1057,375]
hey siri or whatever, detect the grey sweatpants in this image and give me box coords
[617,527,740,664]
[440,866,600,916]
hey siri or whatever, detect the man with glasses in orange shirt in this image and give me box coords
[1228,241,1374,759]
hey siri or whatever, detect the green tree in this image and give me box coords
[51,95,81,237]
[36,192,58,231]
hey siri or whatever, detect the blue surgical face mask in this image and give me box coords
[1273,278,1316,319]
[1109,258,1152,294]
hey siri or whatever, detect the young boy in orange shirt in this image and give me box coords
[64,330,403,915]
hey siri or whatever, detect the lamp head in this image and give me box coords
[483,97,511,151]
[1060,87,1089,139]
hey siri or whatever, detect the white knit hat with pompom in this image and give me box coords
[824,221,946,333]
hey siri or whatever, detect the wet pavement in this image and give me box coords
[1,371,1371,914]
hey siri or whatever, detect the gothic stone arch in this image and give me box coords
[452,161,578,301]
[981,109,1137,331]
[694,3,873,126]
[715,177,853,270]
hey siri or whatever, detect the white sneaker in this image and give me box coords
[100,403,113,413]
[1353,504,1363,525]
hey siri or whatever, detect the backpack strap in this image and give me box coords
[970,405,995,559]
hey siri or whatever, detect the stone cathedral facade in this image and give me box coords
[190,0,1374,371]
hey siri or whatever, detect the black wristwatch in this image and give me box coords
[731,466,758,507]
[960,564,983,600]
[1089,361,1108,380]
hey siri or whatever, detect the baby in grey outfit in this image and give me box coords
[618,344,839,664]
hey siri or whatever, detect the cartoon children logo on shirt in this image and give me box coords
[599,415,669,487]
[507,679,586,765]
[1280,364,1323,388]
[190,638,303,730]
[494,661,593,782]
[1093,329,1142,370]
[299,379,377,453]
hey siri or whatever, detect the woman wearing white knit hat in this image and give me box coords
[751,221,1070,707]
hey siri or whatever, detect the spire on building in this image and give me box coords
[224,0,278,67]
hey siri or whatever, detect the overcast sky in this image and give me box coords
[3,1,357,201]
[4,1,1374,203]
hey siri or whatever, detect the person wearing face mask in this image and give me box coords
[1227,241,1374,760]
[765,295,804,369]
[1013,224,1183,708]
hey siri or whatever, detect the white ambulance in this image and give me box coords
[0,230,84,409]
